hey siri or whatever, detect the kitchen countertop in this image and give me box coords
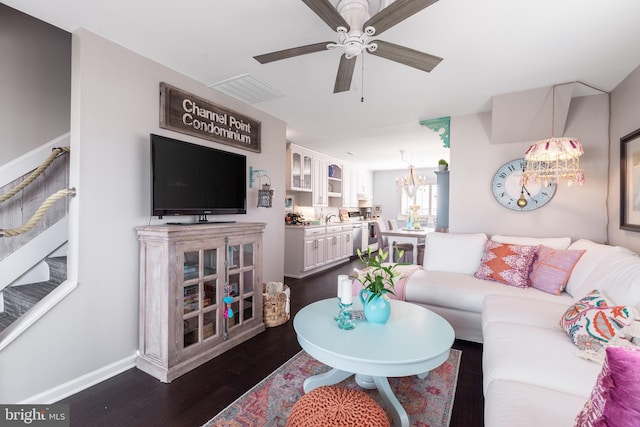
[285,220,369,228]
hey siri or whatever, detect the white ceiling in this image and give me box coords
[6,0,640,170]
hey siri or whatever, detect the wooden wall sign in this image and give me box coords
[160,82,261,153]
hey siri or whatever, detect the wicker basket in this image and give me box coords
[263,282,290,327]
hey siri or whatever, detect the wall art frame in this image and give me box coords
[620,127,640,231]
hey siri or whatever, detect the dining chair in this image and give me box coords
[375,219,414,263]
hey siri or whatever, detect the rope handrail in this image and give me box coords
[0,146,70,204]
[0,188,76,237]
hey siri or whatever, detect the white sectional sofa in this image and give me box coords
[399,232,640,426]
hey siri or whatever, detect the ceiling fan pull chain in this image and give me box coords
[361,53,365,103]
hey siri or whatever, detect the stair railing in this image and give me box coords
[0,147,76,238]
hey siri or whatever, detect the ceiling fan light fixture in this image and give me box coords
[256,0,442,93]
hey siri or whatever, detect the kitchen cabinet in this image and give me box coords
[135,222,265,382]
[287,142,374,209]
[285,224,353,278]
[287,144,312,192]
[341,163,358,208]
[325,225,343,263]
[312,156,328,206]
[303,227,326,270]
[342,224,354,257]
[327,162,343,198]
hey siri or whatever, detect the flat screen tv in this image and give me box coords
[151,134,247,219]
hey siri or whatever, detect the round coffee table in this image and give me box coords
[293,298,455,427]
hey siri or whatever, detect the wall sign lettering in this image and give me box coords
[159,82,261,153]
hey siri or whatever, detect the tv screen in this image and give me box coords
[151,134,247,218]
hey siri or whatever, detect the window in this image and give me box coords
[398,182,437,226]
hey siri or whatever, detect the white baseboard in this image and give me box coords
[19,353,137,404]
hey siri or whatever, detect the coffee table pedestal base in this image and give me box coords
[303,369,410,427]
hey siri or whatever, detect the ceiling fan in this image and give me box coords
[254,0,443,93]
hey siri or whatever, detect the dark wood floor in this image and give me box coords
[60,258,484,426]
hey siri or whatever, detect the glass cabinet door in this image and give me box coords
[302,154,312,190]
[181,248,221,350]
[291,151,302,189]
[225,242,257,328]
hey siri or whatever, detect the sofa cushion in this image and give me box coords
[482,295,572,332]
[422,232,487,275]
[569,250,640,312]
[559,289,637,352]
[405,269,572,314]
[574,346,640,426]
[565,239,632,297]
[530,246,585,295]
[483,321,601,397]
[491,234,571,250]
[474,240,538,288]
[485,379,588,427]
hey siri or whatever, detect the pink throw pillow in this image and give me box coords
[574,346,640,426]
[474,240,538,288]
[530,246,585,295]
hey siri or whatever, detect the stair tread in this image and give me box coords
[0,312,18,333]
[3,256,67,320]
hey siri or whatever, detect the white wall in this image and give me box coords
[0,4,71,165]
[449,93,610,242]
[0,29,286,403]
[608,64,640,252]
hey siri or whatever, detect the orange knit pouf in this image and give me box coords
[286,385,390,427]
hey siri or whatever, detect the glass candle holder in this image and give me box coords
[337,302,356,330]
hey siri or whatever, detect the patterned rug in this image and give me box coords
[203,349,461,427]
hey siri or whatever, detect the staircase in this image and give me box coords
[0,257,67,333]
[0,133,72,347]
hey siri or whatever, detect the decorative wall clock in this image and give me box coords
[492,158,556,211]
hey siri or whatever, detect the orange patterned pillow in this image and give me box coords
[474,240,538,288]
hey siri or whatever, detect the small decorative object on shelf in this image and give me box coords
[353,248,402,324]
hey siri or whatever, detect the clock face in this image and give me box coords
[492,158,556,211]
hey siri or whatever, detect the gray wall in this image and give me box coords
[608,65,640,251]
[0,28,286,403]
[0,4,70,165]
[448,93,610,243]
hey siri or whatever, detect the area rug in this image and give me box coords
[203,349,461,427]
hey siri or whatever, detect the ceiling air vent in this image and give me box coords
[208,74,283,104]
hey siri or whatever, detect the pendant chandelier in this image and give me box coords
[522,84,585,187]
[396,150,427,199]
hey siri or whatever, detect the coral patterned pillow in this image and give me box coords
[530,246,586,295]
[574,346,640,426]
[474,240,538,288]
[560,289,637,352]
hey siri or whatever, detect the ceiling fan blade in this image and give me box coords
[254,42,332,64]
[369,40,442,72]
[364,0,438,36]
[334,54,357,93]
[301,0,350,32]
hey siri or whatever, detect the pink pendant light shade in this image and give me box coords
[522,137,585,187]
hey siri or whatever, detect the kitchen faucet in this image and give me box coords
[325,213,337,224]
